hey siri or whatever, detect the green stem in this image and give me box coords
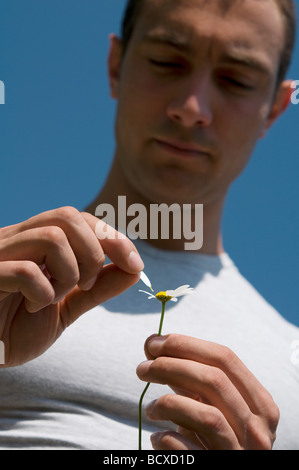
[138,301,166,450]
[138,381,150,450]
[158,301,166,336]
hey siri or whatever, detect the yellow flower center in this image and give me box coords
[155,291,173,303]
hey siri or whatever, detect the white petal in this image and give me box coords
[138,289,156,299]
[175,285,191,294]
[168,285,189,295]
[166,285,193,298]
[165,290,176,297]
[176,288,193,296]
[139,271,154,291]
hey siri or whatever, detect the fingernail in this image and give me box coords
[150,431,164,446]
[146,399,157,417]
[148,335,166,355]
[54,294,65,304]
[82,275,98,291]
[128,251,144,272]
[136,360,154,379]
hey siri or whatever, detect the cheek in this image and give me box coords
[218,97,270,149]
[118,76,164,127]
[213,99,269,180]
[120,60,172,113]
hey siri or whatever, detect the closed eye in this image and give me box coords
[149,59,184,69]
[219,76,255,91]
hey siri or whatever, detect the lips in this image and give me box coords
[155,138,210,158]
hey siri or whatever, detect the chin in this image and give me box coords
[143,187,202,206]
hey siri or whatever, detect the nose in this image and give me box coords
[166,75,213,128]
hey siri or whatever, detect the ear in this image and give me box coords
[260,79,294,138]
[107,34,123,99]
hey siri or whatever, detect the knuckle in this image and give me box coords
[164,333,186,353]
[260,435,274,450]
[41,226,66,245]
[156,393,178,412]
[262,391,280,425]
[202,407,225,434]
[217,345,236,368]
[263,401,280,441]
[253,430,273,450]
[150,357,172,382]
[269,402,280,430]
[14,260,40,280]
[56,206,81,221]
[205,367,228,392]
[246,415,275,450]
[151,355,168,370]
[212,344,237,371]
[254,389,280,433]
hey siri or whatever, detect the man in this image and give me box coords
[0,0,298,450]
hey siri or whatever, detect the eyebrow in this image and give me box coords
[219,53,272,76]
[140,30,271,76]
[140,30,193,53]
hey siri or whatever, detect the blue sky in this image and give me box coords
[1,0,298,326]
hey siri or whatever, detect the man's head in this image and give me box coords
[121,0,296,87]
[107,0,295,210]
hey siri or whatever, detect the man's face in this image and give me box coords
[109,0,287,206]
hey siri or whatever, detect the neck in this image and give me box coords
[86,157,226,255]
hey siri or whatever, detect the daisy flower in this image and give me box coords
[137,271,193,450]
[139,271,193,303]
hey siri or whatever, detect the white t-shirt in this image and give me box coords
[0,240,298,450]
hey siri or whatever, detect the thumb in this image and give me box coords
[59,263,139,327]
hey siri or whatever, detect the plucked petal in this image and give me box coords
[139,272,154,291]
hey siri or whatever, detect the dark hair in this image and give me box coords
[121,0,144,54]
[121,0,296,84]
[274,0,297,84]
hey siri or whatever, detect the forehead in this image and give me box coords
[130,0,284,73]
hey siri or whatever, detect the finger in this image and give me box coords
[143,336,205,400]
[145,334,275,418]
[0,207,106,290]
[0,260,55,312]
[0,227,81,303]
[1,207,144,289]
[60,263,140,327]
[150,430,204,451]
[82,212,145,273]
[137,356,251,446]
[146,394,239,450]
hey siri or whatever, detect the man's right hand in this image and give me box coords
[0,206,144,367]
